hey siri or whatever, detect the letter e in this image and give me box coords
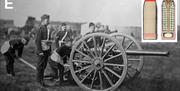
[5,0,14,9]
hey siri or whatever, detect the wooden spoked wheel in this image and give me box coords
[69,33,128,91]
[111,33,143,80]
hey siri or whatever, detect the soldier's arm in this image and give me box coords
[17,45,24,57]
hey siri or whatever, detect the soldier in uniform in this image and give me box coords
[48,23,73,85]
[35,14,53,86]
[1,37,30,77]
[54,23,72,48]
[86,22,96,35]
[104,25,111,34]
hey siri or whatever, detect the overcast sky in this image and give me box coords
[0,0,179,26]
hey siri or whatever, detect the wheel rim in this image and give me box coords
[69,33,128,91]
[111,33,143,80]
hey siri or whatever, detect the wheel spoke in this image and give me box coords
[112,34,143,81]
[102,44,116,59]
[125,41,134,50]
[82,41,96,58]
[77,43,85,51]
[104,53,122,62]
[72,60,92,64]
[75,49,92,60]
[104,67,122,78]
[104,63,125,67]
[75,65,92,73]
[122,36,125,45]
[102,70,113,86]
[93,36,98,57]
[100,37,106,57]
[80,69,94,83]
[90,70,97,88]
[99,71,103,90]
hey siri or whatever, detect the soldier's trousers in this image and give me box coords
[49,60,64,82]
[4,52,15,76]
[36,51,50,83]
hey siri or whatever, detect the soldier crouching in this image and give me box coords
[49,45,71,86]
[1,37,29,77]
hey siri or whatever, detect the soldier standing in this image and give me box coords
[35,14,52,86]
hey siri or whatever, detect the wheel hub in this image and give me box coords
[93,58,103,70]
[94,59,100,65]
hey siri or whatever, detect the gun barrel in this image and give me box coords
[126,50,169,56]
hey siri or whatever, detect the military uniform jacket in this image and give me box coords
[8,39,24,57]
[55,30,72,48]
[35,25,53,54]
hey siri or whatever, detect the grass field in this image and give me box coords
[0,28,180,91]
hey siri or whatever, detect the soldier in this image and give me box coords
[95,22,101,32]
[35,14,53,86]
[87,22,103,48]
[55,23,72,48]
[104,25,111,34]
[48,23,72,84]
[49,45,71,86]
[1,37,30,77]
[86,22,96,35]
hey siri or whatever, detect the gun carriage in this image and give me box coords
[62,33,169,91]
